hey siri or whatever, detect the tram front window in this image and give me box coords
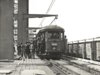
[48,32,60,39]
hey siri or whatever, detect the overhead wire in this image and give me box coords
[39,0,56,27]
[49,15,58,25]
[46,0,55,13]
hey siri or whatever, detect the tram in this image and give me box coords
[36,25,67,59]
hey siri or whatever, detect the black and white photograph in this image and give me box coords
[0,0,100,75]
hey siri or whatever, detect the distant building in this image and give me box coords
[13,27,41,43]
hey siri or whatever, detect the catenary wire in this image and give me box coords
[39,0,56,27]
[49,16,57,25]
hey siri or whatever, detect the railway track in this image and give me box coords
[45,57,100,75]
[46,59,80,75]
[62,56,100,75]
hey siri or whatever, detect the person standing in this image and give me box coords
[17,43,22,56]
[25,42,31,59]
[21,44,26,60]
[14,42,18,56]
[30,43,35,59]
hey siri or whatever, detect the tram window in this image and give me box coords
[48,33,52,39]
[53,33,60,39]
[48,32,60,39]
[61,33,63,39]
[41,34,44,41]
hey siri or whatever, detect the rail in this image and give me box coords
[64,56,100,75]
[46,60,80,75]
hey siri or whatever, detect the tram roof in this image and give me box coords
[39,25,64,33]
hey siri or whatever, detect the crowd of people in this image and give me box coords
[14,42,35,60]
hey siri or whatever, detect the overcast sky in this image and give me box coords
[29,0,100,41]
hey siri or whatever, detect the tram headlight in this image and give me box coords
[45,50,47,52]
[52,46,56,50]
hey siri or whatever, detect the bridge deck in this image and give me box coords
[0,58,54,75]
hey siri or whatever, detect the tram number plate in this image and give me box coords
[51,43,57,46]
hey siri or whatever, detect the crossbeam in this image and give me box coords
[28,27,42,29]
[24,14,58,18]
